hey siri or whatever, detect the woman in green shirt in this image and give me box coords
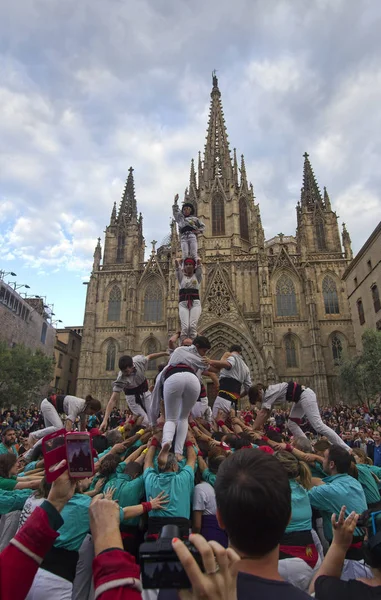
[0,454,40,491]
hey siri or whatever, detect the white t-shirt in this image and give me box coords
[18,494,44,530]
[112,355,148,393]
[219,354,252,393]
[262,382,289,410]
[193,482,217,516]
[63,395,86,423]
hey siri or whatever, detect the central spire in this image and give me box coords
[118,166,137,222]
[301,152,323,208]
[203,73,233,185]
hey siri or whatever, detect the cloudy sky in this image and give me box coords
[1,0,380,326]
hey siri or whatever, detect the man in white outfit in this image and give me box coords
[176,257,202,342]
[204,345,252,419]
[100,350,168,432]
[250,381,350,451]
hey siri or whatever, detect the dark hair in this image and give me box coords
[208,454,226,474]
[2,427,15,438]
[328,445,352,474]
[0,453,17,478]
[193,336,211,350]
[85,395,102,413]
[229,345,242,353]
[119,355,133,371]
[98,453,121,477]
[248,384,264,405]
[92,435,109,454]
[124,462,143,478]
[35,476,52,499]
[215,449,291,556]
[265,429,283,443]
[314,439,331,452]
[182,202,195,215]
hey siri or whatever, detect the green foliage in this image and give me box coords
[0,341,54,407]
[339,329,381,405]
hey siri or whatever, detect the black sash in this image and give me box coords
[286,381,303,403]
[179,225,194,234]
[164,364,196,381]
[48,394,65,414]
[41,546,79,583]
[219,377,241,395]
[124,379,149,409]
[179,288,199,308]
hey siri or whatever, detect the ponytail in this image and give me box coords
[85,395,102,412]
[298,460,312,490]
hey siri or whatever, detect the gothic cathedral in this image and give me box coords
[77,75,356,405]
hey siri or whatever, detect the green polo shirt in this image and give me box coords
[143,465,194,518]
[0,443,18,457]
[308,473,367,541]
[105,472,144,526]
[202,469,216,487]
[309,460,327,479]
[0,476,17,491]
[286,479,312,533]
[357,464,381,506]
[0,489,31,514]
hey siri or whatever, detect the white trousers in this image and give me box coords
[125,391,151,427]
[180,232,198,261]
[0,511,21,551]
[278,555,321,591]
[282,389,349,451]
[212,396,232,418]
[163,372,201,454]
[179,300,202,342]
[26,569,72,600]
[72,534,95,600]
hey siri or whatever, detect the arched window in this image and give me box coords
[322,276,339,314]
[146,338,158,370]
[107,286,122,321]
[212,194,225,236]
[372,284,381,313]
[106,341,116,371]
[357,299,365,325]
[41,322,47,344]
[285,335,298,368]
[315,217,326,250]
[276,275,298,317]
[239,197,249,240]
[116,233,125,263]
[331,333,344,365]
[143,283,163,322]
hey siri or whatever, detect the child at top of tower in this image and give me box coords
[172,193,205,261]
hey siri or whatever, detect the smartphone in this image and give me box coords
[42,429,67,483]
[65,432,94,478]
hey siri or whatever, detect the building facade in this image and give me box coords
[342,222,381,351]
[51,327,82,395]
[0,282,55,356]
[77,76,356,405]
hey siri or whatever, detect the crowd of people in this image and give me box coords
[0,339,381,600]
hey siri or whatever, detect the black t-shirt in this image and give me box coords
[315,576,381,599]
[237,572,310,599]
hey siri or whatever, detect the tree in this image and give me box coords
[0,342,54,408]
[339,329,381,406]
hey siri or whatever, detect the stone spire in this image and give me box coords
[110,202,117,225]
[300,152,323,209]
[118,167,137,222]
[233,148,239,187]
[197,151,203,188]
[323,186,332,211]
[93,237,102,270]
[202,72,233,185]
[240,154,249,193]
[189,158,197,188]
[342,222,353,261]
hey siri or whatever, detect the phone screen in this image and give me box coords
[44,434,65,453]
[141,560,191,589]
[66,437,93,474]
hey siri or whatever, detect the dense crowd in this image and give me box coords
[0,346,381,600]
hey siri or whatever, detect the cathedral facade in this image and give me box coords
[77,75,356,405]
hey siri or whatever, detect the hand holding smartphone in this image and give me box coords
[42,429,94,483]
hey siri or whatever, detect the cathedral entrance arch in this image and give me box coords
[200,322,264,381]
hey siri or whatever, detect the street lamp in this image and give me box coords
[8,282,30,291]
[0,271,17,280]
[52,319,63,326]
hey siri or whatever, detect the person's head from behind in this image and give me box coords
[2,427,16,447]
[352,448,369,465]
[84,395,102,415]
[98,453,121,478]
[181,338,193,347]
[313,439,331,457]
[323,445,351,476]
[215,449,291,557]
[248,383,265,406]
[160,452,179,473]
[208,454,226,474]
[229,345,242,354]
[192,336,211,357]
[105,429,123,447]
[363,511,381,571]
[0,453,18,478]
[119,355,135,376]
[124,461,143,479]
[293,436,313,453]
[275,450,312,490]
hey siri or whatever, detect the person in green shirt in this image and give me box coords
[0,453,40,491]
[0,428,18,457]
